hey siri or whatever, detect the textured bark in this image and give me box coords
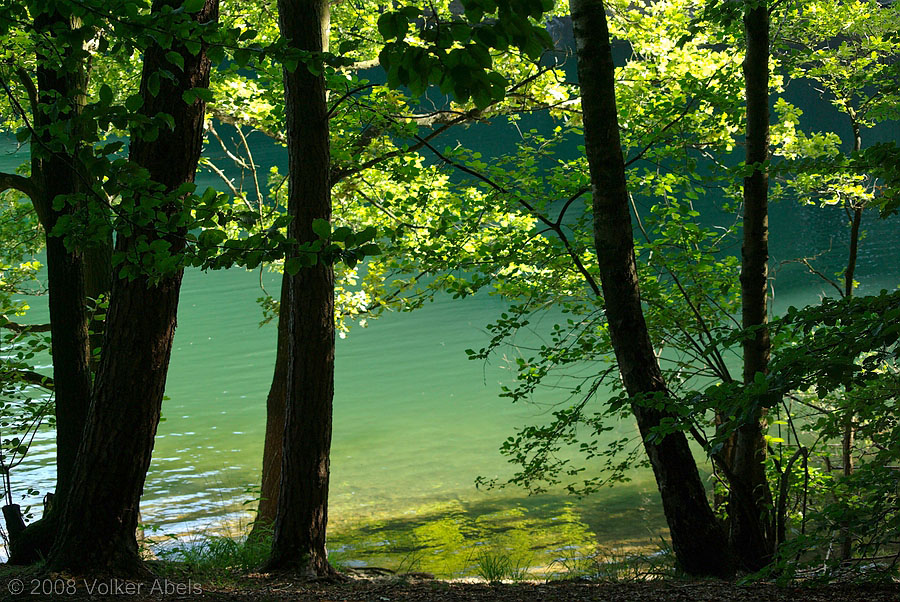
[84,238,113,373]
[250,275,289,537]
[47,0,218,576]
[7,8,94,565]
[731,0,775,571]
[32,8,93,509]
[569,0,734,578]
[264,0,336,576]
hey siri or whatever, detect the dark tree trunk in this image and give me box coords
[568,0,734,579]
[84,238,113,373]
[264,0,336,576]
[32,8,93,509]
[47,0,218,576]
[249,274,289,537]
[7,7,94,565]
[731,0,775,571]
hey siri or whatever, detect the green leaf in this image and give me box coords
[378,13,408,41]
[182,87,214,105]
[165,51,185,71]
[331,226,352,242]
[312,218,331,239]
[338,40,358,55]
[99,84,113,106]
[148,72,161,97]
[359,243,381,257]
[182,0,205,13]
[284,257,302,275]
[377,13,396,40]
[233,48,251,68]
[125,93,144,112]
[185,40,202,56]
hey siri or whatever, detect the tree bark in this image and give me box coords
[84,238,113,373]
[47,0,218,576]
[249,274,289,537]
[264,0,336,576]
[731,0,775,571]
[32,7,93,510]
[569,0,734,578]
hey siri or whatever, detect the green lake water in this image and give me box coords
[2,84,899,575]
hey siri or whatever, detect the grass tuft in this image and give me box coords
[473,549,531,583]
[153,529,272,584]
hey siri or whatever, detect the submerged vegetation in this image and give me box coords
[0,0,898,592]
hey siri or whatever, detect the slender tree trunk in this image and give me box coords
[731,0,775,571]
[264,0,336,576]
[7,7,94,565]
[838,116,863,561]
[569,0,734,578]
[837,208,860,561]
[47,0,218,576]
[250,275,289,537]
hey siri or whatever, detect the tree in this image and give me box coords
[262,0,336,575]
[206,0,574,534]
[0,3,99,563]
[47,0,220,575]
[728,0,776,571]
[768,0,900,562]
[567,0,735,578]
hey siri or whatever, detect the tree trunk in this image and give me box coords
[32,7,93,510]
[84,238,113,373]
[264,0,336,576]
[7,7,94,565]
[568,0,734,579]
[47,0,218,576]
[731,0,775,571]
[249,274,289,538]
[838,118,863,561]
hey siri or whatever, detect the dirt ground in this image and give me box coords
[2,570,898,602]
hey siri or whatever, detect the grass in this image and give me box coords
[473,549,531,583]
[548,538,678,582]
[152,527,272,584]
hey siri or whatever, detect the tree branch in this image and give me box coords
[0,172,37,200]
[208,107,286,144]
[0,369,54,390]
[1,320,52,333]
[403,127,603,298]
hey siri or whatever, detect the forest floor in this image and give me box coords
[2,568,899,601]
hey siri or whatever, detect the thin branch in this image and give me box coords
[234,125,265,215]
[0,370,54,390]
[629,193,733,382]
[204,159,248,208]
[354,183,424,230]
[554,186,590,228]
[209,107,286,144]
[330,117,464,186]
[14,67,38,117]
[341,58,380,72]
[326,83,377,118]
[624,96,700,168]
[0,321,51,333]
